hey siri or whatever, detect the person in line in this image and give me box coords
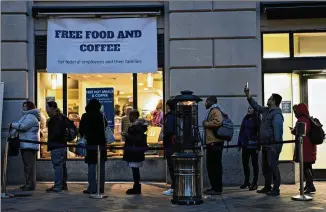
[238,106,261,191]
[45,101,68,193]
[10,101,40,191]
[291,103,317,194]
[121,106,133,141]
[162,99,176,196]
[123,110,148,195]
[244,86,284,196]
[202,96,224,195]
[79,99,107,194]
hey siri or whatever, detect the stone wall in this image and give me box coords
[168,1,263,186]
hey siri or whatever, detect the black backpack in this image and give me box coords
[62,115,77,142]
[308,116,325,145]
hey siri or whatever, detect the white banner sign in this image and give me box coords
[47,18,157,73]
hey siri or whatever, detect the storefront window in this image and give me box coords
[37,72,164,160]
[264,73,300,161]
[263,33,290,58]
[138,70,164,157]
[37,72,63,159]
[294,32,326,57]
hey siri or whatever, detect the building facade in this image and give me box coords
[1,1,325,185]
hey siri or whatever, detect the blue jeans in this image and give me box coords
[51,148,67,190]
[88,161,105,193]
[262,145,282,190]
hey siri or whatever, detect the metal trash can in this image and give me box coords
[171,152,203,205]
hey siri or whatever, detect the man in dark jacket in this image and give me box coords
[244,86,284,196]
[45,101,68,193]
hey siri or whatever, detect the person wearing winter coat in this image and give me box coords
[238,106,261,191]
[162,99,176,196]
[291,103,317,194]
[123,109,148,195]
[10,101,40,191]
[45,101,68,193]
[79,99,108,194]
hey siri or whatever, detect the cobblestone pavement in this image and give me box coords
[1,182,326,212]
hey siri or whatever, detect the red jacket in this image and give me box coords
[292,103,317,163]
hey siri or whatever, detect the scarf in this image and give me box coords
[205,103,224,120]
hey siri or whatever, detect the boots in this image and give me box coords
[126,183,141,195]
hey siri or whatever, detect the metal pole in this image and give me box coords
[1,140,13,199]
[89,145,108,199]
[299,136,304,196]
[291,136,313,201]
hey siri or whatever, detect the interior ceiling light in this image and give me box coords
[147,73,153,88]
[51,74,57,89]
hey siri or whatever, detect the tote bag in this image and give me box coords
[103,114,115,144]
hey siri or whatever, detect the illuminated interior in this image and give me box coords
[263,33,290,58]
[309,78,326,169]
[37,70,164,160]
[294,33,326,57]
[264,73,300,161]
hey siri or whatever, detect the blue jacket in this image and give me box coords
[247,97,284,152]
[238,113,261,150]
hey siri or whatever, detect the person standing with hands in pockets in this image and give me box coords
[244,83,284,196]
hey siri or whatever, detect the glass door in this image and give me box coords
[307,77,326,169]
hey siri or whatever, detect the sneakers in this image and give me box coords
[46,186,62,193]
[249,184,258,191]
[257,186,272,194]
[304,186,316,194]
[163,189,174,196]
[266,189,280,196]
[240,182,251,189]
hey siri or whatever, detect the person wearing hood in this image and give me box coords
[291,103,317,194]
[9,101,40,191]
[245,86,284,196]
[123,109,148,195]
[238,106,261,191]
[79,99,108,194]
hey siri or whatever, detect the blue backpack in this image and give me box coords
[209,106,234,142]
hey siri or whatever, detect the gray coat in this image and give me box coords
[11,109,41,150]
[247,97,284,152]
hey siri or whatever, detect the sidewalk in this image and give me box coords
[2,182,325,212]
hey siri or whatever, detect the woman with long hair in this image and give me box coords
[123,110,148,195]
[238,106,261,191]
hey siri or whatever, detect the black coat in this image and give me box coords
[238,113,261,150]
[123,120,148,163]
[79,111,108,164]
[47,113,66,151]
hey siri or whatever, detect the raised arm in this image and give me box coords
[247,97,266,115]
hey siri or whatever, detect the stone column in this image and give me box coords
[1,1,30,184]
[168,1,261,185]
